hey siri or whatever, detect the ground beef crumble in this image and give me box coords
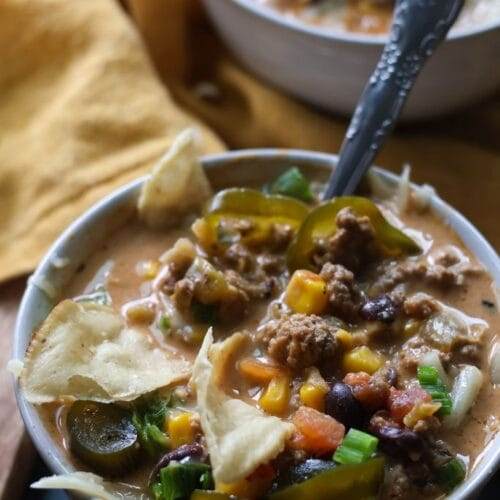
[320,262,361,321]
[221,243,255,273]
[382,463,412,500]
[312,207,381,273]
[373,246,481,293]
[403,293,440,320]
[257,313,340,370]
[224,269,278,300]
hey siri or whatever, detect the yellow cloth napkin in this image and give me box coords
[0,0,223,282]
[0,0,498,283]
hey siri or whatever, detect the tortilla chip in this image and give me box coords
[31,472,129,500]
[21,300,191,404]
[191,330,294,484]
[138,128,212,228]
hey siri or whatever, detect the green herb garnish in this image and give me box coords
[152,462,214,500]
[132,393,171,456]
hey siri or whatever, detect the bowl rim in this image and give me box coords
[13,148,500,499]
[229,0,500,45]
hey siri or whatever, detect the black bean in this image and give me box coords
[325,382,365,429]
[360,294,398,323]
[375,425,423,458]
[149,443,204,483]
[384,366,398,387]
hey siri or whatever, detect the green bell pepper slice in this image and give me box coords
[269,457,385,500]
[287,196,420,271]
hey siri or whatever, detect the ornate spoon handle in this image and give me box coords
[323,0,465,200]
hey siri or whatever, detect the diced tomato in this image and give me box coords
[388,386,431,423]
[344,372,388,410]
[344,371,371,388]
[291,406,345,455]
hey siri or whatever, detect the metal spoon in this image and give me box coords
[323,0,464,200]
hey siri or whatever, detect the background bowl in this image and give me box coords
[13,149,500,498]
[202,0,500,120]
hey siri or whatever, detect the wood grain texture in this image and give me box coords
[0,277,35,500]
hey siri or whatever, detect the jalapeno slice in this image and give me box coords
[194,189,310,251]
[287,196,420,271]
[205,188,310,220]
[67,401,139,476]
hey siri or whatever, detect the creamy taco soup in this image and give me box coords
[256,0,500,35]
[20,132,499,499]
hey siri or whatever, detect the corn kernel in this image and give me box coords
[342,346,384,375]
[336,329,354,350]
[217,478,265,498]
[259,375,290,415]
[191,218,216,248]
[124,302,155,324]
[216,480,250,496]
[285,270,328,315]
[299,383,327,412]
[138,260,160,280]
[216,465,274,497]
[167,411,195,448]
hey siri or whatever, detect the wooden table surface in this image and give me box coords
[1,167,498,498]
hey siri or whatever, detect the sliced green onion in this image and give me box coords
[265,167,314,203]
[158,314,171,332]
[417,365,439,386]
[418,365,452,416]
[333,429,379,465]
[438,457,466,492]
[333,446,366,465]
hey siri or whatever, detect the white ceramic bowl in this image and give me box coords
[202,0,500,120]
[13,150,500,498]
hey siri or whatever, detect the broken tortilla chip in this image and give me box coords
[138,128,212,228]
[31,471,133,499]
[21,300,191,404]
[191,330,293,484]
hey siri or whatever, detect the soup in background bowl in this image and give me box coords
[256,0,500,35]
[12,135,500,499]
[203,0,500,119]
